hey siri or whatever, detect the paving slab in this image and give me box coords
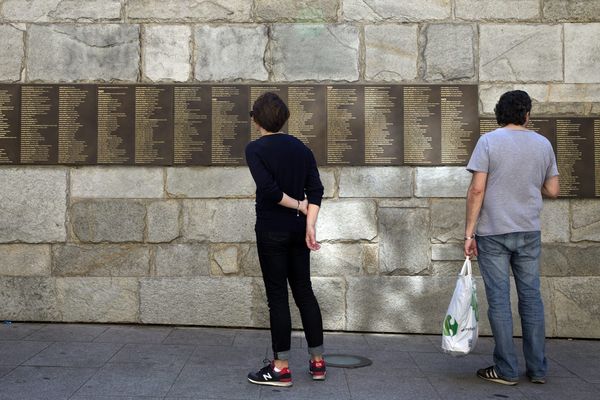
[23,342,123,367]
[0,340,50,365]
[0,366,97,400]
[93,325,173,344]
[0,323,45,340]
[25,324,109,342]
[167,365,261,399]
[107,343,194,366]
[162,327,236,346]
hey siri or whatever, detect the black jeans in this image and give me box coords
[256,230,324,361]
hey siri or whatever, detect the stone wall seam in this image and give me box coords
[358,23,365,81]
[189,23,196,81]
[138,23,144,82]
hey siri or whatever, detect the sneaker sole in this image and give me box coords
[477,374,518,386]
[247,377,292,387]
[311,373,326,381]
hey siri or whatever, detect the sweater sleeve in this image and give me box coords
[304,149,324,206]
[245,143,284,204]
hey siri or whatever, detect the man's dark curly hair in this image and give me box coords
[494,90,532,126]
[251,92,289,133]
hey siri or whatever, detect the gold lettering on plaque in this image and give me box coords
[288,86,317,145]
[403,86,437,164]
[595,119,600,197]
[174,87,207,164]
[556,119,584,197]
[59,86,88,163]
[135,86,166,163]
[211,86,244,164]
[0,89,16,163]
[98,87,128,164]
[364,86,396,164]
[326,86,358,164]
[479,119,499,135]
[21,86,55,163]
[441,86,470,163]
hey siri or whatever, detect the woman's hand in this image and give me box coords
[298,199,308,215]
[305,223,321,251]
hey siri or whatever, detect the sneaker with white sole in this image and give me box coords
[477,366,518,386]
[248,360,292,387]
[309,359,326,381]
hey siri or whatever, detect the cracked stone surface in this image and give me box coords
[194,25,268,81]
[144,25,191,82]
[212,245,239,275]
[422,23,475,81]
[27,24,139,81]
[52,244,151,277]
[343,0,450,21]
[147,201,180,243]
[553,277,600,338]
[254,0,338,21]
[455,0,539,20]
[271,24,359,81]
[0,24,24,81]
[182,200,255,242]
[480,24,562,82]
[365,24,418,81]
[1,0,121,21]
[565,24,600,83]
[571,200,600,242]
[128,0,252,22]
[70,200,146,243]
[155,244,210,277]
[543,0,600,21]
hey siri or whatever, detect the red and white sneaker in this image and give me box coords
[309,359,326,381]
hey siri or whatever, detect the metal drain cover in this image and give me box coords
[323,354,372,368]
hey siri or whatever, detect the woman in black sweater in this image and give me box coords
[246,92,326,387]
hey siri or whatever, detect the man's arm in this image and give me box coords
[464,172,488,258]
[541,176,559,198]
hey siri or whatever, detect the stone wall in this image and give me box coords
[1,0,600,338]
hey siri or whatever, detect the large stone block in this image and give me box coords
[166,167,255,198]
[379,208,430,275]
[541,200,569,243]
[422,24,476,81]
[316,200,377,240]
[143,25,191,82]
[431,199,464,243]
[251,277,346,330]
[455,0,539,20]
[210,244,239,275]
[311,243,369,276]
[240,244,261,277]
[432,244,464,261]
[71,167,164,198]
[319,168,336,198]
[182,200,255,242]
[27,24,139,81]
[271,24,359,81]
[378,198,430,208]
[565,24,600,83]
[479,83,600,116]
[155,244,210,277]
[127,0,252,22]
[365,24,418,81]
[140,277,254,326]
[543,0,600,22]
[147,201,180,243]
[0,277,59,321]
[254,0,338,21]
[343,0,450,21]
[571,200,600,242]
[195,25,268,81]
[415,167,470,198]
[56,277,139,322]
[0,24,24,81]
[70,200,146,243]
[339,167,412,198]
[480,25,562,82]
[1,0,121,21]
[0,245,51,276]
[552,277,600,338]
[541,243,600,276]
[52,244,150,277]
[0,168,67,242]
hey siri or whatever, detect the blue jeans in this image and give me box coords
[477,231,547,381]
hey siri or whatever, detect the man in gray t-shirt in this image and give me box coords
[464,90,559,386]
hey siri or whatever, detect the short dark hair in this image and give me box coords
[494,90,532,126]
[251,92,289,133]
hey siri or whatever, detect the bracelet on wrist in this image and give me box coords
[464,234,476,240]
[296,200,300,217]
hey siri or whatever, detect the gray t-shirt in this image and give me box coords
[466,127,559,236]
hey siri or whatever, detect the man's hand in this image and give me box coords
[464,238,478,258]
[305,224,321,251]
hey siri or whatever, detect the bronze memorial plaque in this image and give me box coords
[326,85,364,165]
[440,85,479,165]
[364,85,403,165]
[0,84,20,164]
[403,85,440,165]
[135,85,174,165]
[211,85,250,165]
[21,85,58,164]
[174,86,212,165]
[556,118,595,198]
[59,85,97,164]
[595,119,600,197]
[97,86,135,164]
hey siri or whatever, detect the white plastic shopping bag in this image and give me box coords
[441,257,479,356]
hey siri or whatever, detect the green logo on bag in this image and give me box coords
[471,289,479,322]
[443,315,458,336]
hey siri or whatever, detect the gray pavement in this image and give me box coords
[0,323,599,400]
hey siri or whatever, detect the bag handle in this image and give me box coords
[459,256,472,276]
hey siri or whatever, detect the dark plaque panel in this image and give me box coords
[596,119,600,197]
[440,85,479,165]
[287,85,327,165]
[59,85,97,164]
[326,85,364,165]
[479,117,557,148]
[135,86,173,165]
[21,85,58,164]
[211,86,250,165]
[0,84,20,164]
[556,118,595,198]
[97,86,134,164]
[403,86,440,165]
[174,86,211,165]
[364,86,403,165]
